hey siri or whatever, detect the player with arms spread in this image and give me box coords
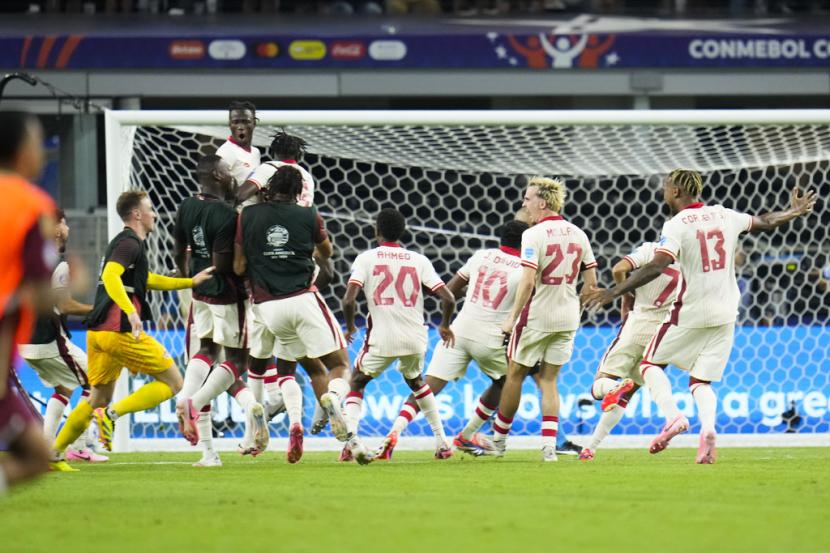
[341,208,456,464]
[174,155,267,467]
[379,220,529,459]
[578,240,680,461]
[52,190,215,461]
[495,177,598,462]
[584,169,817,463]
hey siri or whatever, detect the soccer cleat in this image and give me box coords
[695,430,717,464]
[541,445,558,462]
[193,451,222,468]
[236,443,263,457]
[310,403,329,435]
[375,431,398,461]
[93,407,115,452]
[578,448,595,461]
[320,392,349,441]
[264,397,286,420]
[556,440,583,456]
[250,403,270,453]
[434,444,453,460]
[348,436,373,465]
[338,444,354,462]
[649,414,690,454]
[66,447,109,463]
[50,459,80,472]
[491,437,507,458]
[176,399,199,446]
[601,378,635,412]
[453,432,493,456]
[286,423,304,464]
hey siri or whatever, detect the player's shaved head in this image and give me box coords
[500,220,529,249]
[269,130,308,161]
[268,165,303,201]
[0,110,44,180]
[376,208,406,242]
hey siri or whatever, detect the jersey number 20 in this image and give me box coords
[373,265,420,307]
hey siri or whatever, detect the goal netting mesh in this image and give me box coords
[108,111,830,451]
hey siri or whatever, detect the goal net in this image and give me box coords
[105,110,830,452]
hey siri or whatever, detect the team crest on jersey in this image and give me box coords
[523,247,534,258]
[266,225,290,247]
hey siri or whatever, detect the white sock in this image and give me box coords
[541,415,558,449]
[343,392,363,435]
[248,371,265,403]
[191,361,237,410]
[641,363,680,421]
[691,382,717,435]
[589,406,626,451]
[279,376,303,427]
[44,393,68,441]
[311,400,325,425]
[492,412,513,443]
[197,409,214,454]
[461,397,496,439]
[264,367,281,403]
[392,401,419,436]
[591,377,618,400]
[412,385,447,446]
[233,387,257,411]
[327,377,350,402]
[181,354,212,399]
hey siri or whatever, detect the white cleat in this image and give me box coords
[348,436,373,465]
[193,451,222,467]
[542,445,558,462]
[320,392,349,441]
[250,403,270,453]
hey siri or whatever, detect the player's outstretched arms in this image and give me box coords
[446,274,467,300]
[435,286,456,348]
[146,268,213,291]
[749,186,817,233]
[583,253,673,311]
[341,283,361,344]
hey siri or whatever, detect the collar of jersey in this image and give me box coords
[538,215,564,223]
[499,246,520,257]
[228,136,252,153]
[681,202,705,210]
[379,242,402,248]
[198,192,222,201]
[280,159,297,164]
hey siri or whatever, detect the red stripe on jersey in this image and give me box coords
[347,279,364,288]
[622,255,638,269]
[582,261,598,271]
[654,247,677,261]
[313,292,345,349]
[668,278,687,325]
[430,282,445,292]
[642,322,672,365]
[456,271,469,282]
[520,260,538,269]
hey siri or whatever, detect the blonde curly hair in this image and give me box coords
[667,169,703,197]
[528,176,566,213]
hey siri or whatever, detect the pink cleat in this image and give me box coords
[176,399,200,446]
[434,444,453,460]
[338,444,354,462]
[695,431,717,464]
[578,448,595,461]
[375,431,398,461]
[286,423,304,464]
[649,415,690,454]
[66,448,109,463]
[601,378,635,412]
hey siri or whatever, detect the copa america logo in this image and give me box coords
[266,225,289,248]
[192,226,206,248]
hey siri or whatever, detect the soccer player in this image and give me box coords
[19,210,109,463]
[379,220,529,459]
[52,190,215,462]
[578,241,681,461]
[495,177,598,462]
[237,130,314,208]
[342,208,457,464]
[0,110,59,490]
[583,169,817,463]
[216,100,261,191]
[234,165,350,463]
[173,155,266,467]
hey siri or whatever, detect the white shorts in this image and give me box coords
[191,299,248,349]
[356,350,424,380]
[248,306,275,360]
[252,291,346,363]
[426,335,507,382]
[23,341,88,390]
[508,326,576,368]
[642,322,735,382]
[597,315,662,386]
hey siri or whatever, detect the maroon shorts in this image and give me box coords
[0,382,35,448]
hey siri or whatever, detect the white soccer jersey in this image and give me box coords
[519,215,597,332]
[656,203,752,328]
[623,241,681,322]
[18,261,70,359]
[216,138,261,186]
[348,243,445,357]
[453,247,523,347]
[247,160,315,207]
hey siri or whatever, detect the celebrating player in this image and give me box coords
[52,190,215,461]
[18,210,108,464]
[234,165,351,463]
[237,130,314,208]
[495,177,598,462]
[583,169,817,463]
[173,155,266,467]
[0,110,59,490]
[217,100,261,191]
[341,208,456,464]
[578,241,680,461]
[380,220,529,459]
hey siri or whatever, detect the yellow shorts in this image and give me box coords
[87,330,174,386]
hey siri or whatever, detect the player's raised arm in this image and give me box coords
[748,186,817,233]
[583,252,673,311]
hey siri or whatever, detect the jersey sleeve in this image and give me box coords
[520,231,539,270]
[247,163,275,190]
[656,219,681,261]
[623,243,650,269]
[109,237,141,268]
[51,261,70,291]
[726,208,754,235]
[348,253,368,288]
[421,256,445,293]
[580,232,598,271]
[456,251,478,282]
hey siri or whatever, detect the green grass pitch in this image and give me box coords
[2,448,829,553]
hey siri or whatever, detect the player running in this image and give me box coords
[234,165,351,463]
[583,169,817,463]
[174,155,266,467]
[495,177,598,462]
[18,210,108,464]
[341,208,457,464]
[379,220,529,459]
[578,241,680,461]
[52,190,214,462]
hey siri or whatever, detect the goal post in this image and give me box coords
[105,109,830,452]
